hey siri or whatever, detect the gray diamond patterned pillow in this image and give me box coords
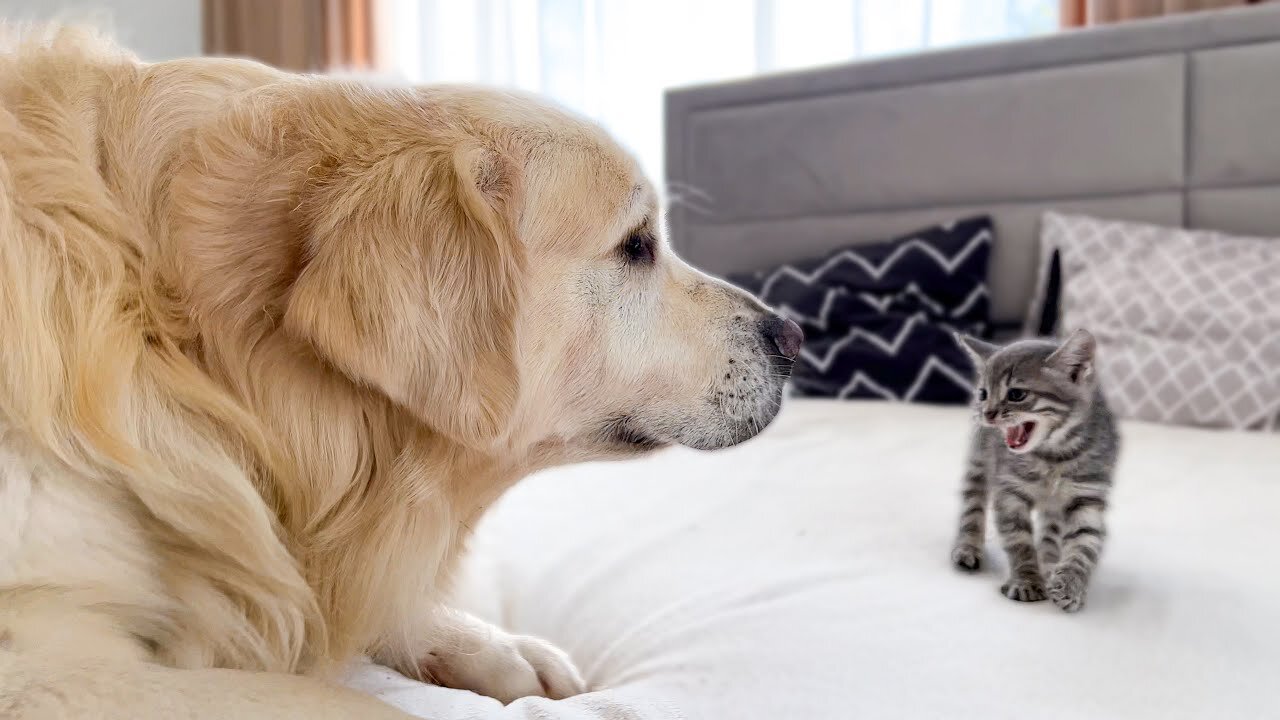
[1030,212,1280,431]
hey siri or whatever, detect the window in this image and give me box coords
[391,0,1059,183]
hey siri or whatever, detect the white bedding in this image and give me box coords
[346,400,1280,719]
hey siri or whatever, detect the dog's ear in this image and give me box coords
[285,142,523,449]
[170,87,523,449]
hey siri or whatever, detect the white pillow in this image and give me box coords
[1027,211,1280,431]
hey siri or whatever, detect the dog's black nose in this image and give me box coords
[761,315,804,360]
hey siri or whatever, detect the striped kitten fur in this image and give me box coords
[949,329,1119,613]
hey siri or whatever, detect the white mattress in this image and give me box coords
[346,399,1280,719]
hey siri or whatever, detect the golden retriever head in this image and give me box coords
[172,81,801,464]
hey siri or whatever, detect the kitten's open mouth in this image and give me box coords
[1004,421,1036,450]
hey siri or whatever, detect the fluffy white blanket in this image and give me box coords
[347,399,1280,719]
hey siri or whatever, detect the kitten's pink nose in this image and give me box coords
[984,410,998,422]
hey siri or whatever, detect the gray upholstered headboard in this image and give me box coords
[664,4,1280,325]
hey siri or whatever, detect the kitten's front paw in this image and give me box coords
[419,632,585,703]
[1000,576,1047,602]
[1048,569,1088,613]
[951,544,983,572]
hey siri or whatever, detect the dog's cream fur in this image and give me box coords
[0,26,794,718]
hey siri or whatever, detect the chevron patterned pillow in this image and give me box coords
[729,217,993,404]
[1028,212,1280,431]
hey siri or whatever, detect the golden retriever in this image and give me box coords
[0,24,802,719]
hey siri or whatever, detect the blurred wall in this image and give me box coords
[0,0,200,60]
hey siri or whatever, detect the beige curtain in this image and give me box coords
[1061,0,1266,26]
[203,0,379,72]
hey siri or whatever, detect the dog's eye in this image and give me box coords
[977,388,988,402]
[621,232,655,265]
[1006,388,1028,402]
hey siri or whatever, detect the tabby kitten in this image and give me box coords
[949,329,1118,613]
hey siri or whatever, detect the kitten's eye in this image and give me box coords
[1006,388,1028,402]
[621,232,655,265]
[977,388,988,401]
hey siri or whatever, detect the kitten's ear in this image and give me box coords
[954,332,998,367]
[1047,328,1096,384]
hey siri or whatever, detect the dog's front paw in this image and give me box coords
[951,544,983,572]
[1000,576,1047,602]
[510,635,586,700]
[419,631,585,704]
[1048,569,1088,613]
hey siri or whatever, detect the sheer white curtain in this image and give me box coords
[390,0,1058,182]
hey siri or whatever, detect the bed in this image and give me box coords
[346,5,1280,718]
